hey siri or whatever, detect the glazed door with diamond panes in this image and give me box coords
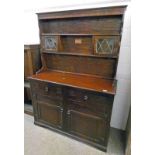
[94,36,120,55]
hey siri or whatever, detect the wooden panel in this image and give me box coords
[31,80,63,99]
[24,44,41,79]
[24,51,29,77]
[24,50,33,78]
[24,87,31,102]
[31,48,41,72]
[37,101,63,129]
[29,70,115,94]
[37,6,126,19]
[36,94,63,107]
[67,88,113,116]
[44,54,116,78]
[60,36,93,54]
[39,17,122,35]
[67,109,107,144]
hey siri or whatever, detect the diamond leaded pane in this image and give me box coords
[44,36,57,50]
[96,38,115,54]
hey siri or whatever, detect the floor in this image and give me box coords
[24,114,125,155]
[24,103,33,115]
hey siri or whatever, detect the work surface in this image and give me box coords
[30,70,115,95]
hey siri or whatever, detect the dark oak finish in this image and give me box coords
[37,6,126,19]
[39,17,122,35]
[37,102,63,129]
[29,6,126,151]
[30,70,115,94]
[24,44,41,79]
[60,36,93,54]
[43,54,117,78]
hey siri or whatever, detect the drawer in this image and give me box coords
[36,94,63,107]
[67,88,113,118]
[67,88,88,102]
[87,93,113,115]
[31,80,62,98]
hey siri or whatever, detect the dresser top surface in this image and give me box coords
[29,70,115,95]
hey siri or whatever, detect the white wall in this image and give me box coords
[111,5,131,130]
[24,0,131,130]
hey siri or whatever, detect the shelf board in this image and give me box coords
[42,51,118,59]
[41,33,120,36]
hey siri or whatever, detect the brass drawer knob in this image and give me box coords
[84,95,88,101]
[45,86,48,92]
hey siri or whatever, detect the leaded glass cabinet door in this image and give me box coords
[94,36,120,55]
[42,35,59,51]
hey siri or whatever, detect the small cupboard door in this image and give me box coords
[93,36,120,56]
[37,101,63,129]
[67,109,108,144]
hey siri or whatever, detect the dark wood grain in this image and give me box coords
[60,36,93,54]
[29,6,126,152]
[67,109,107,143]
[30,79,114,150]
[37,6,126,19]
[29,70,115,95]
[43,54,117,78]
[37,101,63,129]
[39,17,122,35]
[24,44,41,78]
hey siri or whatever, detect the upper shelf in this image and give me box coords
[42,51,118,59]
[29,70,116,95]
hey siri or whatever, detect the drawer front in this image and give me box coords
[31,80,62,99]
[86,93,113,118]
[67,108,108,144]
[67,88,86,102]
[36,94,63,107]
[37,101,63,129]
[67,88,113,118]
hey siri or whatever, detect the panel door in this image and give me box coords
[67,108,108,144]
[37,101,63,129]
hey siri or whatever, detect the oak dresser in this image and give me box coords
[29,6,126,151]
